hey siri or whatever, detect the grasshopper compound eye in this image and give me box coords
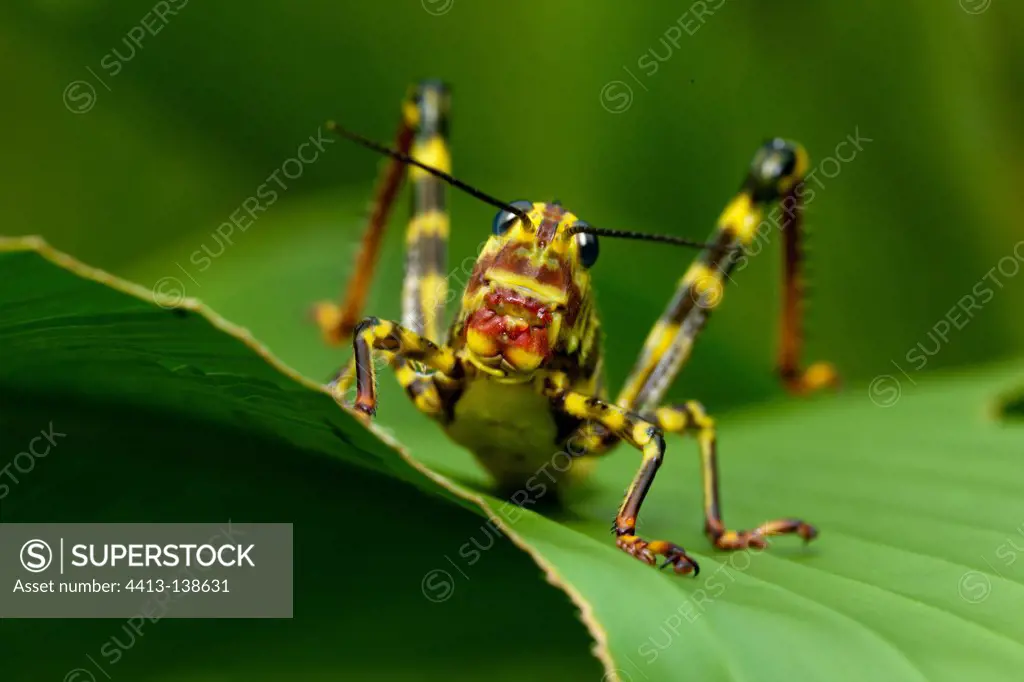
[571,222,599,268]
[747,138,804,202]
[492,200,533,236]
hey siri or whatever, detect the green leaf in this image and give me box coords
[4,236,1024,681]
[0,237,600,681]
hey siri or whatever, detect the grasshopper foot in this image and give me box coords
[310,301,354,346]
[708,519,817,551]
[616,534,699,576]
[782,361,840,396]
[325,375,353,407]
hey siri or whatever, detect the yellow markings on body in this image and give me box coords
[519,205,548,233]
[398,326,421,348]
[466,326,499,358]
[617,378,643,409]
[546,315,563,350]
[799,361,840,392]
[402,100,419,128]
[465,354,505,377]
[398,361,442,413]
[617,321,680,404]
[601,410,627,435]
[395,362,418,385]
[395,360,441,412]
[406,210,450,243]
[687,400,713,430]
[655,406,688,433]
[417,271,446,340]
[418,272,446,301]
[701,437,716,513]
[716,530,741,546]
[486,270,568,305]
[505,346,543,372]
[681,262,715,287]
[650,321,681,358]
[314,304,343,335]
[783,144,811,194]
[414,391,441,414]
[686,402,717,519]
[718,192,763,244]
[563,393,589,416]
[682,262,725,310]
[631,422,652,448]
[794,145,810,177]
[409,136,451,179]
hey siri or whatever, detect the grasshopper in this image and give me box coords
[313,80,838,575]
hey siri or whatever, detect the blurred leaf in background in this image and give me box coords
[3,0,1022,412]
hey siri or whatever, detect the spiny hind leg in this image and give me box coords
[548,376,699,576]
[774,165,839,395]
[653,401,817,550]
[311,85,423,346]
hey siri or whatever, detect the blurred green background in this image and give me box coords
[4,0,1023,413]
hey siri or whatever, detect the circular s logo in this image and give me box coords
[20,539,53,573]
[599,80,633,114]
[63,80,97,114]
[868,374,901,407]
[420,569,454,603]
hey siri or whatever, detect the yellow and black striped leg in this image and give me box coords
[654,402,817,550]
[776,182,840,395]
[390,81,453,417]
[352,317,462,418]
[399,81,451,344]
[327,351,457,423]
[325,354,380,406]
[544,377,699,576]
[614,193,753,415]
[615,139,841,416]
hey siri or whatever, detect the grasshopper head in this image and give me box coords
[460,201,598,380]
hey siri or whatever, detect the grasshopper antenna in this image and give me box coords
[566,224,725,251]
[326,121,532,226]
[329,121,723,252]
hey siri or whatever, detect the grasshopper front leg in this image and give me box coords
[351,317,463,418]
[543,374,700,575]
[653,402,817,550]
